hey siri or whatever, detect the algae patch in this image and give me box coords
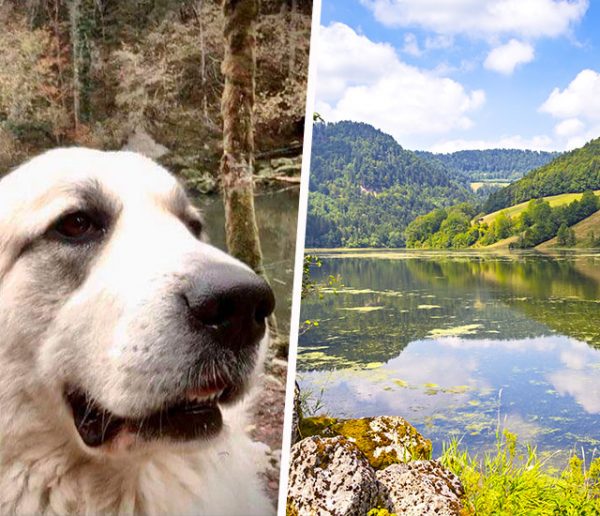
[428,324,483,337]
[339,306,385,312]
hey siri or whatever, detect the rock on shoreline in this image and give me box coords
[287,410,465,515]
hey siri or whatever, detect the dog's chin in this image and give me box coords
[64,381,247,452]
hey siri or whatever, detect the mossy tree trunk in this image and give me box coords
[198,0,208,121]
[220,0,284,355]
[69,0,81,131]
[69,0,92,132]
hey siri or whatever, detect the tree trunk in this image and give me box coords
[69,0,81,132]
[220,0,283,355]
[288,0,297,79]
[198,0,208,121]
[69,0,92,133]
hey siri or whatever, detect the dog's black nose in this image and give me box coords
[182,263,275,349]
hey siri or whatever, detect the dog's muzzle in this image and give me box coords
[65,262,275,449]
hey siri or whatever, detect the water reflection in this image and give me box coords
[298,251,600,458]
[195,188,299,335]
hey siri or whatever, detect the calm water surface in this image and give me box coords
[196,187,298,335]
[298,250,600,461]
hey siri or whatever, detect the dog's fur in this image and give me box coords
[0,148,273,515]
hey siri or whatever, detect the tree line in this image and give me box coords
[406,191,600,249]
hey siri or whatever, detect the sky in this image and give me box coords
[313,0,600,152]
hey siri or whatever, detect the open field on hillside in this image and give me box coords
[470,181,511,192]
[479,190,600,225]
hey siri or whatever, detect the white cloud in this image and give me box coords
[430,134,555,153]
[484,40,535,75]
[316,23,485,144]
[402,33,422,57]
[425,34,453,50]
[315,23,398,105]
[548,369,600,414]
[541,69,600,120]
[548,339,600,414]
[361,0,588,39]
[554,118,585,137]
[540,69,600,149]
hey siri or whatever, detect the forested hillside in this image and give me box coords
[406,191,599,249]
[484,138,600,213]
[416,149,560,182]
[306,121,472,247]
[0,0,310,186]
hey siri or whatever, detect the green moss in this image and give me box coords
[300,415,432,470]
[367,508,397,516]
[285,500,299,516]
[298,416,339,440]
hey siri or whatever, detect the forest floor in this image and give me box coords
[250,353,289,506]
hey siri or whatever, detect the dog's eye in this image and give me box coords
[187,219,203,238]
[53,211,101,241]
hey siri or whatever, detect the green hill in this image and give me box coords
[306,121,472,248]
[538,209,600,249]
[484,137,600,213]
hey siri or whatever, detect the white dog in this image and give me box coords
[0,148,275,515]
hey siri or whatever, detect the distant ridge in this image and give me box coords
[416,148,560,183]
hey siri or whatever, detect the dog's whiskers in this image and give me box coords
[79,398,94,429]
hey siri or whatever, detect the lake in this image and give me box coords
[298,250,600,463]
[195,187,298,337]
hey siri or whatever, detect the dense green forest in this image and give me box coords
[416,148,559,183]
[306,122,473,248]
[484,137,600,213]
[0,0,310,188]
[406,191,600,249]
[306,121,600,249]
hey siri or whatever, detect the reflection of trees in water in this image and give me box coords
[300,254,600,370]
[194,189,298,332]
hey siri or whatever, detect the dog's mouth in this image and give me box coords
[64,382,243,448]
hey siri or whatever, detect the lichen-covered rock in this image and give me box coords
[287,436,385,516]
[256,156,302,179]
[122,126,169,159]
[299,416,432,469]
[376,460,464,516]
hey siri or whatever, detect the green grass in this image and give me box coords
[479,191,600,225]
[440,430,600,515]
[470,181,511,192]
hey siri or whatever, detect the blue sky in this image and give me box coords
[314,0,600,152]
